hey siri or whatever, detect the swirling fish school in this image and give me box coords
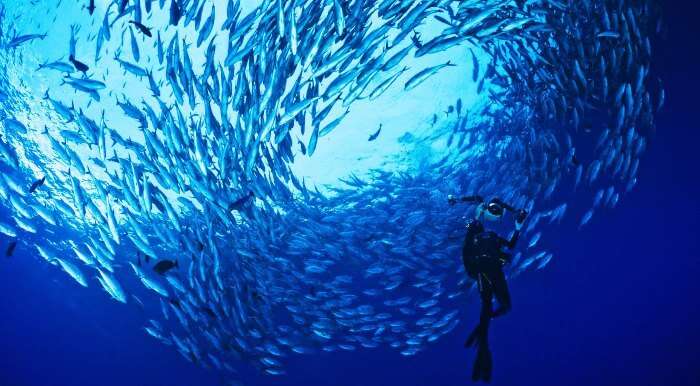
[0,0,661,381]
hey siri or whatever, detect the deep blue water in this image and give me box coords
[1,2,699,386]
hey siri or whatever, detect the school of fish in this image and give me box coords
[0,0,663,382]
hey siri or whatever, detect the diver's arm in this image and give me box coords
[505,229,521,250]
[505,210,527,249]
[448,195,484,205]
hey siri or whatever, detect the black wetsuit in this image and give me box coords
[462,219,520,382]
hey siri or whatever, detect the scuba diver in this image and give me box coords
[448,194,528,382]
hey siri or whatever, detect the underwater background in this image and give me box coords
[0,1,698,386]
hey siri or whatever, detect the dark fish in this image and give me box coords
[153,259,178,275]
[227,191,254,212]
[5,241,17,257]
[86,0,95,15]
[28,176,45,193]
[169,297,181,310]
[411,31,422,48]
[129,20,152,37]
[68,55,89,74]
[170,0,182,26]
[202,306,216,318]
[368,124,382,141]
[470,48,479,82]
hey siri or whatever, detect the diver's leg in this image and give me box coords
[471,275,494,382]
[490,267,512,318]
[465,273,493,347]
[477,274,493,341]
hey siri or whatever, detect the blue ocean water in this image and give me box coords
[0,1,698,386]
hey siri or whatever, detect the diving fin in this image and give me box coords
[471,341,493,382]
